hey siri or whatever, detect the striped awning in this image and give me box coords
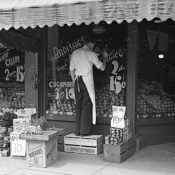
[0,0,175,30]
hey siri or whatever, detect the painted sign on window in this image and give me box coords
[0,49,25,83]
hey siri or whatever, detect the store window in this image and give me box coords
[46,22,128,119]
[137,19,175,119]
[0,45,25,112]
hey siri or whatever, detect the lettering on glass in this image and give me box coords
[109,49,126,94]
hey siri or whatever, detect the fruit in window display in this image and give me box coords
[137,81,175,119]
[0,127,7,134]
[95,87,125,118]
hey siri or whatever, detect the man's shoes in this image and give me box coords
[75,133,80,136]
[74,132,92,136]
[79,132,92,136]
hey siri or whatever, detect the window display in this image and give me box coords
[46,24,127,119]
[137,80,175,119]
[0,48,25,111]
[137,20,175,119]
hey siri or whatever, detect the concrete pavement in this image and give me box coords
[0,142,175,175]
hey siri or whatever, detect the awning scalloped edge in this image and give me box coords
[0,17,173,31]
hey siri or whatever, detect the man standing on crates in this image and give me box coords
[70,35,107,136]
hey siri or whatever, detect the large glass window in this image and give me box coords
[0,47,25,111]
[46,22,127,119]
[137,19,175,119]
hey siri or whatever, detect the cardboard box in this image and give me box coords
[21,130,61,168]
[103,138,136,163]
[64,133,103,155]
[26,137,58,168]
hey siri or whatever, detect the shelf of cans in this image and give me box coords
[105,118,132,145]
[0,83,25,110]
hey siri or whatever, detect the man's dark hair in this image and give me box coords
[81,35,95,44]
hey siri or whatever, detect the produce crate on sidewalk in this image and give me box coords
[64,133,103,155]
[103,138,136,163]
[20,130,63,168]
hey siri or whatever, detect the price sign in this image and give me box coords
[0,49,25,83]
[11,139,26,156]
[65,87,74,100]
[111,106,126,128]
[10,132,20,141]
[108,50,126,94]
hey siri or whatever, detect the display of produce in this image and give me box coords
[137,81,175,119]
[13,118,31,133]
[46,96,75,115]
[0,135,10,157]
[0,111,17,156]
[21,125,43,135]
[0,111,17,128]
[96,87,125,118]
[46,85,125,118]
[31,115,48,130]
[0,83,25,110]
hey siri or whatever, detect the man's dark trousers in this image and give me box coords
[74,76,92,135]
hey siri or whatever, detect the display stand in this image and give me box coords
[20,130,63,168]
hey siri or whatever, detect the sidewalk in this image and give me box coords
[0,142,175,175]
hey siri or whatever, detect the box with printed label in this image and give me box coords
[20,130,61,168]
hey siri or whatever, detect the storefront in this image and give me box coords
[0,0,175,154]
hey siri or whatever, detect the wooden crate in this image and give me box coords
[26,137,58,168]
[64,133,103,155]
[20,130,62,168]
[57,130,70,152]
[103,138,136,163]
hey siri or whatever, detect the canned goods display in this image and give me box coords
[105,118,132,145]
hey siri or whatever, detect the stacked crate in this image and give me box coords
[64,134,103,155]
[103,139,136,163]
[103,105,135,163]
